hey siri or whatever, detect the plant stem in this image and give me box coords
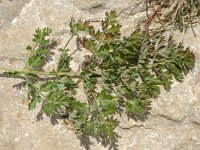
[96,33,106,52]
[64,34,74,51]
[0,66,80,77]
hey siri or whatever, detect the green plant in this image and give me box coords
[0,10,195,142]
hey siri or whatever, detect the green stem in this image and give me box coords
[0,66,80,77]
[64,34,74,51]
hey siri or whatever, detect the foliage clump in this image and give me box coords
[145,0,200,34]
[1,10,195,142]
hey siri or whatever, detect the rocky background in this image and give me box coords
[0,0,200,150]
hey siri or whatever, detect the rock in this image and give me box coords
[72,0,107,10]
[0,0,200,150]
[0,0,30,29]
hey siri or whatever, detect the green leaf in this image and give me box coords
[43,91,68,116]
[40,81,55,92]
[57,51,70,72]
[26,45,32,51]
[125,99,146,115]
[56,83,65,91]
[3,71,22,78]
[27,80,41,110]
[27,27,53,71]
[10,10,195,142]
[33,27,52,45]
[28,95,40,110]
[80,37,96,52]
[70,17,76,34]
[94,91,118,115]
[43,103,54,116]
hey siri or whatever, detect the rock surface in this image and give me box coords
[0,0,200,150]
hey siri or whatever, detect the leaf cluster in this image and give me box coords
[2,11,195,142]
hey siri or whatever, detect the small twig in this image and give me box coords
[144,4,162,35]
[145,0,150,19]
[96,32,106,52]
[68,35,82,59]
[117,1,144,20]
[63,34,74,51]
[189,11,197,37]
[69,48,80,59]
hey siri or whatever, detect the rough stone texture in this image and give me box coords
[0,0,30,28]
[0,0,200,150]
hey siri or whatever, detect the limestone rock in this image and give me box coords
[0,0,30,28]
[0,0,200,150]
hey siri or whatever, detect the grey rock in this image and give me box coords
[0,0,30,29]
[0,0,200,150]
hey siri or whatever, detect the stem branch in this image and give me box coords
[0,66,80,77]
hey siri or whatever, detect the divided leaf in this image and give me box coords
[2,10,195,143]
